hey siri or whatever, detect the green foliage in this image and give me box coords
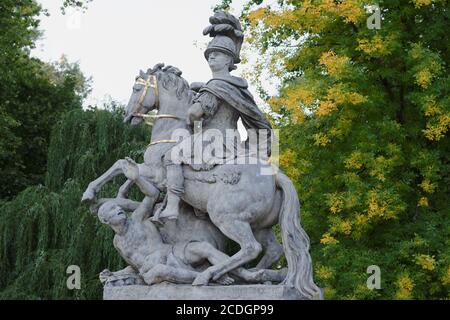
[243,0,450,299]
[61,0,92,13]
[0,0,91,199]
[0,109,151,299]
[214,0,234,12]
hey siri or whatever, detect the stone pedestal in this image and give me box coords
[103,283,312,300]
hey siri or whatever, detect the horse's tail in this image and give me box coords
[276,172,323,300]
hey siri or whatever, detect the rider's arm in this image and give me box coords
[190,82,205,92]
[187,91,219,125]
[187,102,204,125]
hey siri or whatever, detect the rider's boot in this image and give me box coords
[159,163,184,220]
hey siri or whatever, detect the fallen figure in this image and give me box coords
[95,199,287,287]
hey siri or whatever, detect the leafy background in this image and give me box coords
[0,0,448,299]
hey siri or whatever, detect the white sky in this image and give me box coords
[32,0,251,107]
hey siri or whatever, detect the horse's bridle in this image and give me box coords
[131,74,160,116]
[131,74,179,146]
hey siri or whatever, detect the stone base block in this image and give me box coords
[103,283,312,300]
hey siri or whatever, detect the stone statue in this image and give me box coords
[82,11,322,300]
[95,198,285,287]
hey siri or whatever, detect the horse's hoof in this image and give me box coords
[192,272,211,286]
[81,189,95,203]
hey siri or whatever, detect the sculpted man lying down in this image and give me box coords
[96,199,287,287]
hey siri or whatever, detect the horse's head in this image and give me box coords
[123,63,192,125]
[123,67,160,125]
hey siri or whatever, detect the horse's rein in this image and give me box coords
[131,74,179,146]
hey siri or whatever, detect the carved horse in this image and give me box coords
[81,64,321,299]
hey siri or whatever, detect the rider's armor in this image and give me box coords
[157,12,272,221]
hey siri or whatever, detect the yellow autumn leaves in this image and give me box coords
[245,0,449,300]
[407,43,449,142]
[396,274,415,299]
[395,255,438,299]
[319,51,351,79]
[278,148,300,181]
[409,43,442,90]
[269,51,367,123]
[318,188,400,243]
[415,254,436,271]
[248,0,366,33]
[357,34,398,57]
[417,178,436,207]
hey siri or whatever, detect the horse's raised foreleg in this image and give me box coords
[192,218,262,286]
[81,159,131,203]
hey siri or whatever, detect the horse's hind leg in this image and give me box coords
[254,228,283,270]
[192,217,262,286]
[186,241,280,284]
[82,159,131,202]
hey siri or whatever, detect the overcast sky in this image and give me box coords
[32,0,250,107]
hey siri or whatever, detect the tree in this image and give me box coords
[61,0,93,12]
[0,0,91,198]
[0,108,150,299]
[236,0,449,299]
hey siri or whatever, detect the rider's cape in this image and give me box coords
[198,76,273,156]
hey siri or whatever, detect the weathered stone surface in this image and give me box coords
[103,283,311,300]
[82,9,323,301]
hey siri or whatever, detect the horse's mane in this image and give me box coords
[145,63,193,102]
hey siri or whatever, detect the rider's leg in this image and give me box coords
[158,151,184,220]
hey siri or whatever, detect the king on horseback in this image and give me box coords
[158,12,273,221]
[81,11,322,299]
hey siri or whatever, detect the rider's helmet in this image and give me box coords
[203,11,244,72]
[204,35,240,64]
